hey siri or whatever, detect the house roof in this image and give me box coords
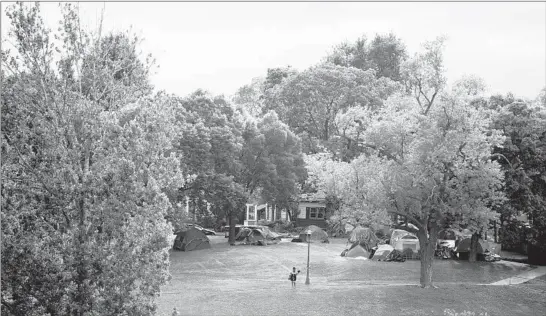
[299,192,326,203]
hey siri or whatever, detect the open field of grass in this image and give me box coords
[157,236,546,316]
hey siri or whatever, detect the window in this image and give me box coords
[307,207,325,219]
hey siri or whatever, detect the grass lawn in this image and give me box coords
[157,236,545,316]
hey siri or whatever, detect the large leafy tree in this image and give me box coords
[171,90,307,243]
[490,98,546,263]
[237,111,307,220]
[2,3,182,315]
[307,39,505,288]
[170,90,247,232]
[359,91,504,287]
[264,63,401,157]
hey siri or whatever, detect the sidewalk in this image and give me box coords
[489,266,546,285]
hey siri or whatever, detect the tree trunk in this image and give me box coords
[469,233,479,262]
[494,221,497,243]
[228,212,236,245]
[417,225,438,288]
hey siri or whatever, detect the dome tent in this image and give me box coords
[235,226,279,245]
[345,244,370,258]
[348,226,379,252]
[297,225,329,243]
[455,238,500,259]
[173,227,211,251]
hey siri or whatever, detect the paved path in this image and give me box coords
[489,265,546,285]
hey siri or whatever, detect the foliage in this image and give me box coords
[401,36,447,115]
[237,111,307,211]
[263,63,401,157]
[326,33,408,82]
[306,38,505,287]
[2,3,181,315]
[490,97,546,254]
[170,92,306,235]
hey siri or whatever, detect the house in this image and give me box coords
[243,193,328,228]
[244,203,289,226]
[295,193,327,229]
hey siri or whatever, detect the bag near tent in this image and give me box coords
[173,227,211,252]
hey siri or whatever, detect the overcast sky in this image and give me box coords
[2,2,545,99]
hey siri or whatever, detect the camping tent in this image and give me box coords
[390,229,420,257]
[298,225,329,243]
[246,229,267,245]
[345,244,370,258]
[235,227,280,245]
[348,226,379,252]
[235,227,253,241]
[371,244,395,261]
[259,226,281,240]
[173,227,211,251]
[455,238,501,255]
[390,229,416,245]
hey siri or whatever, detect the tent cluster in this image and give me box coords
[235,226,282,246]
[173,227,211,252]
[341,227,407,262]
[338,226,501,262]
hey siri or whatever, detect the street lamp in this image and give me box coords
[305,229,311,285]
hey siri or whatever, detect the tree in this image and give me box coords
[170,90,246,236]
[264,63,401,157]
[490,98,546,263]
[236,111,307,223]
[401,36,447,115]
[359,90,504,286]
[2,3,182,314]
[307,38,505,287]
[326,33,408,82]
[304,153,391,228]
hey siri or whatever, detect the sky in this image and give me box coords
[2,1,545,99]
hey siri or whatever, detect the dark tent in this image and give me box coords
[455,238,501,260]
[173,227,211,251]
[235,227,253,241]
[247,229,267,245]
[348,226,379,252]
[235,227,274,245]
[297,225,329,243]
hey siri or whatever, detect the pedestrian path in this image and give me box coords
[488,266,546,285]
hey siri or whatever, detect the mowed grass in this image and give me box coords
[157,236,545,316]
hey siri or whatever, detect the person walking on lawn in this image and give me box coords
[289,267,301,288]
